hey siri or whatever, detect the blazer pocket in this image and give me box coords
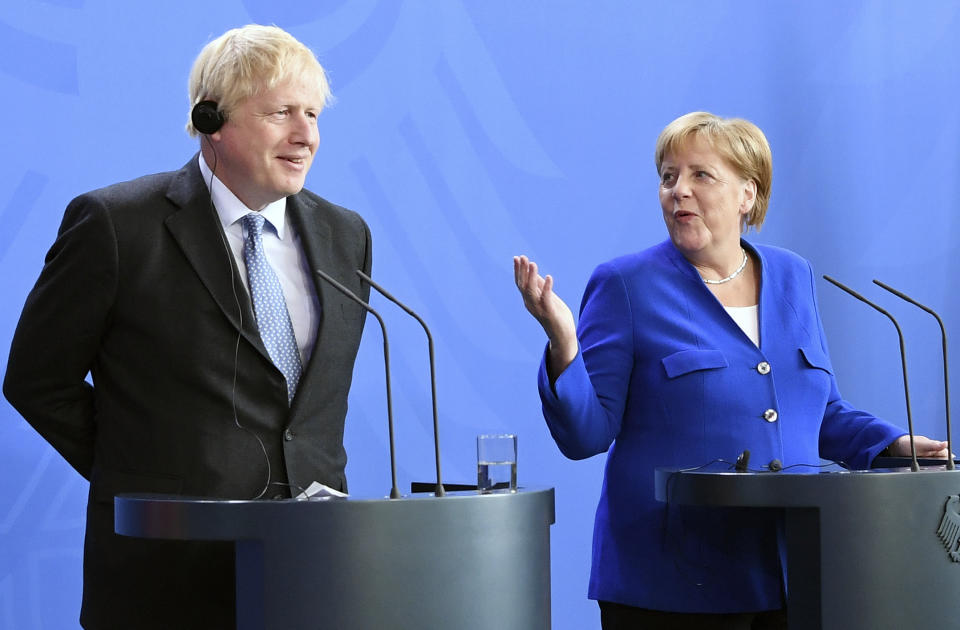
[92,468,183,505]
[661,349,728,379]
[799,345,834,374]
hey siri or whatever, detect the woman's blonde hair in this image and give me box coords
[655,111,773,231]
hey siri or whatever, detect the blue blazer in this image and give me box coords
[538,239,904,613]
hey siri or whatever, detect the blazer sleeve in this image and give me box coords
[538,261,634,460]
[807,261,905,469]
[3,193,119,479]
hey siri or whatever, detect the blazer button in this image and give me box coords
[763,409,778,422]
[284,429,294,441]
[757,361,771,375]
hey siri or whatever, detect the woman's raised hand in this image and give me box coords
[514,255,578,375]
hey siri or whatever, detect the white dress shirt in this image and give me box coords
[199,154,320,365]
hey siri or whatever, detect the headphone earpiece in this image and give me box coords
[192,100,225,135]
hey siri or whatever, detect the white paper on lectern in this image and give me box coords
[295,481,349,500]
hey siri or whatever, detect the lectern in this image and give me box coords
[116,488,555,630]
[656,466,960,630]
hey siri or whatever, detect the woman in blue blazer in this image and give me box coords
[514,112,948,629]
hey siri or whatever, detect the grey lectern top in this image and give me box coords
[116,488,555,630]
[656,465,960,630]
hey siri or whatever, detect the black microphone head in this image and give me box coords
[192,100,225,135]
[768,459,783,472]
[735,449,751,472]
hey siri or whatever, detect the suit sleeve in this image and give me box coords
[3,194,119,479]
[809,261,905,469]
[538,262,634,460]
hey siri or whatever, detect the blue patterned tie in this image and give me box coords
[241,213,303,405]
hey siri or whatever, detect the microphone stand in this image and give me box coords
[356,270,445,496]
[823,275,919,471]
[873,279,954,470]
[315,268,401,499]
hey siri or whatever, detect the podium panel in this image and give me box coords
[656,467,960,630]
[116,488,555,630]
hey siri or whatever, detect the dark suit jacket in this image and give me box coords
[3,157,372,629]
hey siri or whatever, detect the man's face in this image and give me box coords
[209,77,324,210]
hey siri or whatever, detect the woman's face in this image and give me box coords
[659,136,756,260]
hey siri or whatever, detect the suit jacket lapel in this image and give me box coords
[287,192,356,421]
[163,157,270,362]
[287,192,335,367]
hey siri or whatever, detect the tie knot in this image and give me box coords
[242,212,266,236]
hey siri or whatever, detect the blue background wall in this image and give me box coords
[3,1,960,628]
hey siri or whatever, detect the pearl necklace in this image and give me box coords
[701,248,748,285]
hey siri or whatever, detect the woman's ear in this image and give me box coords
[740,179,757,215]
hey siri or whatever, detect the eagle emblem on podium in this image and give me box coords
[937,495,960,562]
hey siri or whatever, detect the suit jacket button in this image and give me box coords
[284,429,294,441]
[757,361,771,375]
[763,409,778,422]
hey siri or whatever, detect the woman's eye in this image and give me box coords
[661,173,675,185]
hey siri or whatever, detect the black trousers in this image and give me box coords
[599,601,788,630]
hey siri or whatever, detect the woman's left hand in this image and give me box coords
[888,434,951,459]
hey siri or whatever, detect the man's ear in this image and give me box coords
[191,100,225,136]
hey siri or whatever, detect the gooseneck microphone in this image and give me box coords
[314,268,401,499]
[823,275,919,471]
[873,279,954,470]
[356,270,446,497]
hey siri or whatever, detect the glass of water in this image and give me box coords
[477,434,517,493]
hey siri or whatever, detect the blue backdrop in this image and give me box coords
[3,2,960,628]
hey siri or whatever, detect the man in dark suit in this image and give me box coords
[3,25,371,629]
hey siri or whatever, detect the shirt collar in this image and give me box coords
[198,153,288,239]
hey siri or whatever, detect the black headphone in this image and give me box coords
[192,100,225,135]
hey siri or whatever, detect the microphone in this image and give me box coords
[823,275,919,471]
[314,268,401,499]
[735,449,751,472]
[873,279,954,470]
[356,270,445,497]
